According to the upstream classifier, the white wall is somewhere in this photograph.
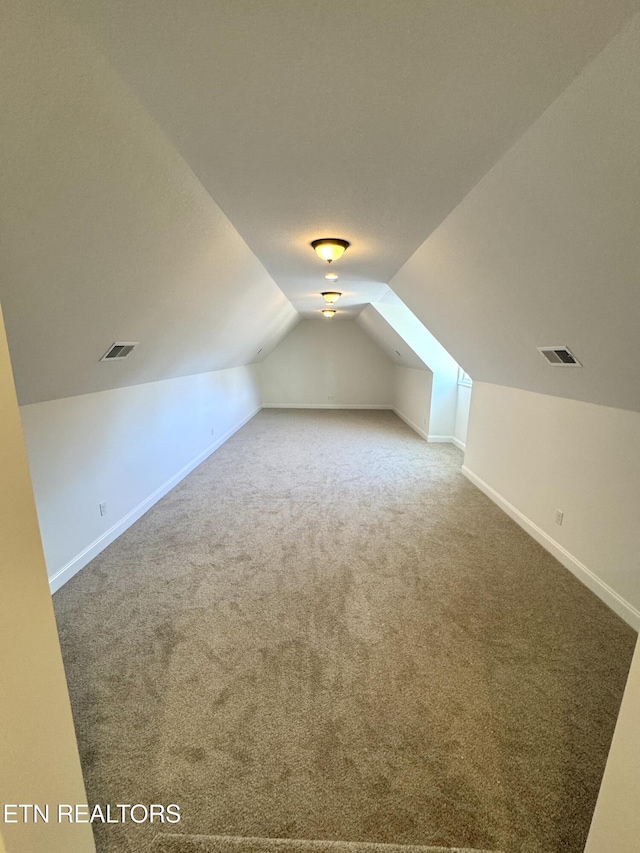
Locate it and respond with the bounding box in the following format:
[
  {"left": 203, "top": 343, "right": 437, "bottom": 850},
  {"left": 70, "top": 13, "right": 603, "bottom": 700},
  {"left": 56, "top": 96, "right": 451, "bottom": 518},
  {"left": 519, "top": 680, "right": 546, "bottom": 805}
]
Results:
[
  {"left": 1, "top": 0, "right": 298, "bottom": 407},
  {"left": 20, "top": 365, "right": 261, "bottom": 590},
  {"left": 356, "top": 303, "right": 430, "bottom": 371},
  {"left": 357, "top": 300, "right": 460, "bottom": 443},
  {"left": 454, "top": 382, "right": 472, "bottom": 449},
  {"left": 585, "top": 636, "right": 640, "bottom": 852},
  {"left": 463, "top": 382, "right": 640, "bottom": 628},
  {"left": 374, "top": 297, "right": 459, "bottom": 439},
  {"left": 260, "top": 319, "right": 395, "bottom": 409},
  {"left": 0, "top": 304, "right": 94, "bottom": 853},
  {"left": 385, "top": 12, "right": 640, "bottom": 413},
  {"left": 393, "top": 366, "right": 433, "bottom": 439}
]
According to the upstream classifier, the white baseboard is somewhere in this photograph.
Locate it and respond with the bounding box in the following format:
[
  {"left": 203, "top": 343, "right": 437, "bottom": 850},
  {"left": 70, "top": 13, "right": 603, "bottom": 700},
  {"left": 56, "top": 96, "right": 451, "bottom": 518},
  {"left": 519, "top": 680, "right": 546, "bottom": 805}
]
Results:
[
  {"left": 391, "top": 410, "right": 466, "bottom": 451},
  {"left": 261, "top": 403, "right": 392, "bottom": 410},
  {"left": 392, "top": 408, "right": 429, "bottom": 440},
  {"left": 49, "top": 405, "right": 261, "bottom": 594},
  {"left": 462, "top": 465, "right": 640, "bottom": 631},
  {"left": 428, "top": 434, "right": 466, "bottom": 452}
]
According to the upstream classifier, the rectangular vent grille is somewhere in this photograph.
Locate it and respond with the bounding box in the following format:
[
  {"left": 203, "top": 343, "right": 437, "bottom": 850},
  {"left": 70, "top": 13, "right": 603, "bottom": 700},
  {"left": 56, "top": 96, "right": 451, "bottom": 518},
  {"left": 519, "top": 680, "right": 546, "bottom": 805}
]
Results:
[
  {"left": 537, "top": 346, "right": 581, "bottom": 366},
  {"left": 100, "top": 342, "right": 138, "bottom": 361}
]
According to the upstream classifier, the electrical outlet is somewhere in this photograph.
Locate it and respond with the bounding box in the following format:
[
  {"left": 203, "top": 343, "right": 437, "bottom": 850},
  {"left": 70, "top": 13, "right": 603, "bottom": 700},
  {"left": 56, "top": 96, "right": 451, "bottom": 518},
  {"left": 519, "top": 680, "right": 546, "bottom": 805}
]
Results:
[
  {"left": 328, "top": 395, "right": 334, "bottom": 401},
  {"left": 555, "top": 509, "right": 564, "bottom": 526},
  {"left": 99, "top": 502, "right": 107, "bottom": 517}
]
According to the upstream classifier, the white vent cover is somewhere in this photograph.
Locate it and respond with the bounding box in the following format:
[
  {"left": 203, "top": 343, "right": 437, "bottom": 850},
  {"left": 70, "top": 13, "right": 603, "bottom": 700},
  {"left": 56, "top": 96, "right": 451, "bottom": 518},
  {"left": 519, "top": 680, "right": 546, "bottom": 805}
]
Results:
[
  {"left": 100, "top": 342, "right": 138, "bottom": 361},
  {"left": 537, "top": 346, "right": 581, "bottom": 366}
]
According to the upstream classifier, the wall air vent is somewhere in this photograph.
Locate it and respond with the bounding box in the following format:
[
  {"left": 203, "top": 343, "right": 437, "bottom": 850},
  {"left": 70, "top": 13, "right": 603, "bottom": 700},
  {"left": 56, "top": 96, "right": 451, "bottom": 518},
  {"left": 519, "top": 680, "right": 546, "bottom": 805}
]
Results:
[
  {"left": 100, "top": 342, "right": 138, "bottom": 362},
  {"left": 537, "top": 346, "right": 582, "bottom": 366}
]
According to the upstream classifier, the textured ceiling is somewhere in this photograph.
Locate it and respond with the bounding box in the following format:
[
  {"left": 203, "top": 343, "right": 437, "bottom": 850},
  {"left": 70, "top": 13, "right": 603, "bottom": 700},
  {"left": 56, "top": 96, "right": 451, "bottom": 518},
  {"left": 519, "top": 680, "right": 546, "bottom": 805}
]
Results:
[{"left": 59, "top": 0, "right": 640, "bottom": 318}]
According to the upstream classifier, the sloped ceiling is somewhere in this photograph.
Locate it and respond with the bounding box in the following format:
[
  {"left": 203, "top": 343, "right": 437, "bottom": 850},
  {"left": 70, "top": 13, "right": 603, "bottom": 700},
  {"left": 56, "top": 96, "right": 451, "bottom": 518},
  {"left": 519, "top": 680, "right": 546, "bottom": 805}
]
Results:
[
  {"left": 390, "top": 12, "right": 640, "bottom": 412},
  {"left": 56, "top": 0, "right": 640, "bottom": 318},
  {"left": 2, "top": 1, "right": 640, "bottom": 409},
  {"left": 0, "top": 1, "right": 298, "bottom": 405},
  {"left": 374, "top": 294, "right": 460, "bottom": 380},
  {"left": 357, "top": 306, "right": 430, "bottom": 371}
]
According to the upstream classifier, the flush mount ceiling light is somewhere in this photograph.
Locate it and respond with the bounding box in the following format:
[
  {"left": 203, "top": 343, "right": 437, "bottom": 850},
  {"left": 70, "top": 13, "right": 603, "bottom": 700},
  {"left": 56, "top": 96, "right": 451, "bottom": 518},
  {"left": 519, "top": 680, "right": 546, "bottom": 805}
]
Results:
[
  {"left": 321, "top": 309, "right": 336, "bottom": 318},
  {"left": 325, "top": 272, "right": 339, "bottom": 281},
  {"left": 311, "top": 238, "right": 350, "bottom": 263},
  {"left": 321, "top": 291, "right": 342, "bottom": 304}
]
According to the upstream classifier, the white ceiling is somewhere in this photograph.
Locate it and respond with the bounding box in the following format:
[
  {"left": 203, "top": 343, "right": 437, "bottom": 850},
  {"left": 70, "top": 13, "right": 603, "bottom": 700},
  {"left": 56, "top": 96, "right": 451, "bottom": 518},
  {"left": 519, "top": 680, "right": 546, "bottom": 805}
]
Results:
[
  {"left": 357, "top": 307, "right": 429, "bottom": 371},
  {"left": 0, "top": 1, "right": 298, "bottom": 405},
  {"left": 2, "top": 0, "right": 640, "bottom": 409},
  {"left": 390, "top": 11, "right": 640, "bottom": 412},
  {"left": 58, "top": 0, "right": 640, "bottom": 317}
]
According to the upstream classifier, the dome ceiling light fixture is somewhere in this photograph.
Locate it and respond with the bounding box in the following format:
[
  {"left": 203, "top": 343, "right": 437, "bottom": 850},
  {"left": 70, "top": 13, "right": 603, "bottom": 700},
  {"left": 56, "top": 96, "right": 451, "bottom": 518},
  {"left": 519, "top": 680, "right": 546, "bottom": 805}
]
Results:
[
  {"left": 325, "top": 272, "right": 339, "bottom": 281},
  {"left": 321, "top": 291, "right": 342, "bottom": 305},
  {"left": 311, "top": 238, "right": 350, "bottom": 263},
  {"left": 321, "top": 309, "right": 336, "bottom": 318}
]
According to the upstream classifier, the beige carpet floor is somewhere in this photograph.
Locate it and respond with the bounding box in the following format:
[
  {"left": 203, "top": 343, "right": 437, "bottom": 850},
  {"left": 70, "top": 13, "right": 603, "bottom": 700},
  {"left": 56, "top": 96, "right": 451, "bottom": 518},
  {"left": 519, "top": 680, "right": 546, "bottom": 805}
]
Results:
[
  {"left": 150, "top": 833, "right": 501, "bottom": 853},
  {"left": 53, "top": 409, "right": 636, "bottom": 853}
]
